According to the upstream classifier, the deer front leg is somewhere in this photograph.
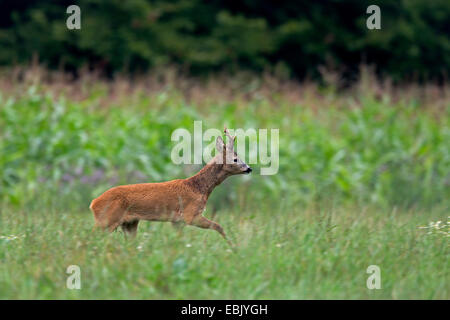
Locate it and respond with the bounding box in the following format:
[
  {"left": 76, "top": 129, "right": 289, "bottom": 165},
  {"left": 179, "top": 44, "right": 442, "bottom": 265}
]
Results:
[
  {"left": 171, "top": 221, "right": 185, "bottom": 237},
  {"left": 189, "top": 216, "right": 232, "bottom": 246}
]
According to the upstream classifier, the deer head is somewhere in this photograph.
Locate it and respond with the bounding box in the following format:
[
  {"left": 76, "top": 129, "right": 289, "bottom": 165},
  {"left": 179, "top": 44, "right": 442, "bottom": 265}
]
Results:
[{"left": 215, "top": 127, "right": 252, "bottom": 175}]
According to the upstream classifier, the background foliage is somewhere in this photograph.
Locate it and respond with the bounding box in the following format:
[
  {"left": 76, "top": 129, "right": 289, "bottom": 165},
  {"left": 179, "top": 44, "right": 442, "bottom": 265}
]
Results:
[
  {"left": 0, "top": 0, "right": 449, "bottom": 81},
  {"left": 0, "top": 71, "right": 448, "bottom": 211}
]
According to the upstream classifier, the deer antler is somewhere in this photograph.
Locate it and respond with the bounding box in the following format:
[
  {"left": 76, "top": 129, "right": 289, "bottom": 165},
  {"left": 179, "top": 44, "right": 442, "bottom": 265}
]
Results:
[{"left": 224, "top": 126, "right": 236, "bottom": 142}]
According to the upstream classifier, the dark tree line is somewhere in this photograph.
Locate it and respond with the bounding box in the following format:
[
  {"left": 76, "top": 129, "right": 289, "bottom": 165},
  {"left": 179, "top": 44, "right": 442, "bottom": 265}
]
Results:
[{"left": 0, "top": 0, "right": 448, "bottom": 81}]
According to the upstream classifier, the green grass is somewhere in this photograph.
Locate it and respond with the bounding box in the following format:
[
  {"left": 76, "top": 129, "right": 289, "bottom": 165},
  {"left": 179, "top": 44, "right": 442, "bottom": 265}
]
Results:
[
  {"left": 0, "top": 205, "right": 447, "bottom": 299},
  {"left": 0, "top": 76, "right": 448, "bottom": 299}
]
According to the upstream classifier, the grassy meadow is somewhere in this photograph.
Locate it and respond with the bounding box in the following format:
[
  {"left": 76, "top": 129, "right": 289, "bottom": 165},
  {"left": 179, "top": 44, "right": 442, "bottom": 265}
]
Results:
[{"left": 0, "top": 68, "right": 449, "bottom": 299}]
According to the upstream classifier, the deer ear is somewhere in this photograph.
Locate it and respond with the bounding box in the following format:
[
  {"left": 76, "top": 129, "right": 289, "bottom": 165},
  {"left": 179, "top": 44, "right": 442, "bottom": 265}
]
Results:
[{"left": 216, "top": 135, "right": 224, "bottom": 153}]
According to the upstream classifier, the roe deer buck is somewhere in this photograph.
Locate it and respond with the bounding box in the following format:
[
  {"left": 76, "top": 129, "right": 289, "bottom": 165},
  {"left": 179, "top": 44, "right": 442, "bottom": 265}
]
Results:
[{"left": 89, "top": 128, "right": 252, "bottom": 244}]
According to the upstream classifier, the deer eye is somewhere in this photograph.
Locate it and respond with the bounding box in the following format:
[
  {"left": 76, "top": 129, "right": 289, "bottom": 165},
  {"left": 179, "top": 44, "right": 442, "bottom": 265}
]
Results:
[{"left": 233, "top": 158, "right": 237, "bottom": 163}]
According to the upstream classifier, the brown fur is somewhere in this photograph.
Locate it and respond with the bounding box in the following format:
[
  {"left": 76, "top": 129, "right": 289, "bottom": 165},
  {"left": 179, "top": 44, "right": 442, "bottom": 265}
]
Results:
[{"left": 90, "top": 128, "right": 251, "bottom": 243}]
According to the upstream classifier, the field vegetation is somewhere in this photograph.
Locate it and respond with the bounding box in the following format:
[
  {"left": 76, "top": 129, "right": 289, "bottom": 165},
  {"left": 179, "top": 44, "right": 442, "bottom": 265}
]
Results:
[{"left": 0, "top": 66, "right": 448, "bottom": 299}]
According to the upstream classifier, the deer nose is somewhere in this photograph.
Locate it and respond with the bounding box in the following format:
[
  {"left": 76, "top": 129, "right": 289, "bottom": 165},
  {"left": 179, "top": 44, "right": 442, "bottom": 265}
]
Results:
[{"left": 245, "top": 167, "right": 252, "bottom": 173}]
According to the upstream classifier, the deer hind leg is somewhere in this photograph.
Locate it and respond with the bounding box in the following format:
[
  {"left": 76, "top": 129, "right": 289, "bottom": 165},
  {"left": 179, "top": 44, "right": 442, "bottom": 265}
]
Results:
[
  {"left": 121, "top": 220, "right": 139, "bottom": 238},
  {"left": 91, "top": 199, "right": 127, "bottom": 233}
]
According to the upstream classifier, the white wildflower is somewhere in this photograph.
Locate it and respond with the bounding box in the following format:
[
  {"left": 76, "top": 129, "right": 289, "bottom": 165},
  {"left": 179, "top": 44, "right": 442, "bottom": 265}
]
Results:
[
  {"left": 0, "top": 234, "right": 25, "bottom": 242},
  {"left": 418, "top": 217, "right": 449, "bottom": 237}
]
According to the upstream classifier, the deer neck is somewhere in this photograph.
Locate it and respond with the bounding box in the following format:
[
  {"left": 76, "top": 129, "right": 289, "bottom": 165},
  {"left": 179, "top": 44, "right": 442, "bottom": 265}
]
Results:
[{"left": 186, "top": 160, "right": 230, "bottom": 196}]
